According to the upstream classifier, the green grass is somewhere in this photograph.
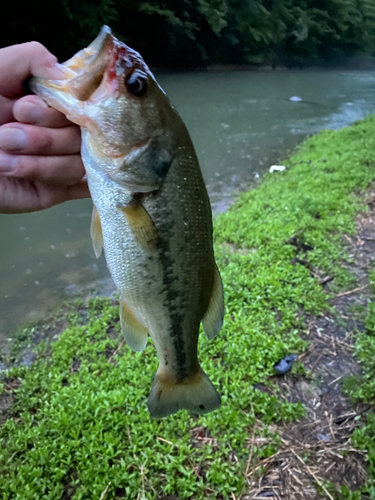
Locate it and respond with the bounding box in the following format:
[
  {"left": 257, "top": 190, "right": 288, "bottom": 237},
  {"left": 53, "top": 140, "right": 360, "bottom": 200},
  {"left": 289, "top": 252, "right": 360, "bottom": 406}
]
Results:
[
  {"left": 343, "top": 266, "right": 375, "bottom": 498},
  {"left": 2, "top": 115, "right": 375, "bottom": 499}
]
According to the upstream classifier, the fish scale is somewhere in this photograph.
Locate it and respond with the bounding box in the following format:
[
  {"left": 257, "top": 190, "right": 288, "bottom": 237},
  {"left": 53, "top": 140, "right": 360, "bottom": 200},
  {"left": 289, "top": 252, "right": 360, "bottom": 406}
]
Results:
[{"left": 31, "top": 26, "right": 224, "bottom": 418}]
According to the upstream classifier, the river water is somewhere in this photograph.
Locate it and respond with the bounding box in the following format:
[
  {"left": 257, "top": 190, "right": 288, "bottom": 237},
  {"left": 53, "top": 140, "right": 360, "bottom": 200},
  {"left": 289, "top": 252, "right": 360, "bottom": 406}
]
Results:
[{"left": 1, "top": 70, "right": 375, "bottom": 341}]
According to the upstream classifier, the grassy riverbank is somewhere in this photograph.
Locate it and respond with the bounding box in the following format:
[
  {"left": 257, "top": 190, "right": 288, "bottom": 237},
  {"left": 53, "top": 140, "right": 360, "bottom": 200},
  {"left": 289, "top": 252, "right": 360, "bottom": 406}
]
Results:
[{"left": 2, "top": 116, "right": 375, "bottom": 499}]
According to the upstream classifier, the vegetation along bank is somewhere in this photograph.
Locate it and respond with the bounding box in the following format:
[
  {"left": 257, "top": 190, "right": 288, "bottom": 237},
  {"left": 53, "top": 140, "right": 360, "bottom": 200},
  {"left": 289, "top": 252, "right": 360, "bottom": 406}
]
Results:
[
  {"left": 2, "top": 0, "right": 375, "bottom": 67},
  {"left": 2, "top": 116, "right": 375, "bottom": 498}
]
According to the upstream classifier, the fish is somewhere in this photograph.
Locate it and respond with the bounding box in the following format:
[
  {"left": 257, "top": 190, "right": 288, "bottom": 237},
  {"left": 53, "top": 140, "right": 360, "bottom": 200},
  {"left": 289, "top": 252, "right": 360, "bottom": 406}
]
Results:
[{"left": 31, "top": 26, "right": 224, "bottom": 418}]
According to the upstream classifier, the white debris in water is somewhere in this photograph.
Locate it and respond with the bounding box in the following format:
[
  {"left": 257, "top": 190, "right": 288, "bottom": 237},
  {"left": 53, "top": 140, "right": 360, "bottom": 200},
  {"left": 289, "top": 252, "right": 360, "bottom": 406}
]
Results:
[
  {"left": 254, "top": 172, "right": 260, "bottom": 179},
  {"left": 25, "top": 269, "right": 32, "bottom": 275},
  {"left": 34, "top": 281, "right": 40, "bottom": 286},
  {"left": 220, "top": 123, "right": 229, "bottom": 128},
  {"left": 289, "top": 96, "right": 302, "bottom": 102},
  {"left": 269, "top": 165, "right": 286, "bottom": 173},
  {"left": 50, "top": 245, "right": 56, "bottom": 249}
]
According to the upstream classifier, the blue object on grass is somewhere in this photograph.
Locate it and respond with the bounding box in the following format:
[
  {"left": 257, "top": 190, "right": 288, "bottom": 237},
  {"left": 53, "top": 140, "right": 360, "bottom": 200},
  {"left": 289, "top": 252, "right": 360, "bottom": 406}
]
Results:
[{"left": 273, "top": 354, "right": 298, "bottom": 374}]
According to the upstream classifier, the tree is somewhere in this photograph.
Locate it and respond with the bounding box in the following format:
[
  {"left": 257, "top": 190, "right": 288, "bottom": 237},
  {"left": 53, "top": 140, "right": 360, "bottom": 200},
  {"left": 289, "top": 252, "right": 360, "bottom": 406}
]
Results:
[{"left": 1, "top": 0, "right": 374, "bottom": 66}]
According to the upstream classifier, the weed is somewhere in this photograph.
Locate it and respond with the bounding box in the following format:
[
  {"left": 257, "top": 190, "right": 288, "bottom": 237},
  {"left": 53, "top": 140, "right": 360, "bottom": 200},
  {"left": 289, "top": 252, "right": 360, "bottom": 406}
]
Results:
[{"left": 2, "top": 116, "right": 375, "bottom": 498}]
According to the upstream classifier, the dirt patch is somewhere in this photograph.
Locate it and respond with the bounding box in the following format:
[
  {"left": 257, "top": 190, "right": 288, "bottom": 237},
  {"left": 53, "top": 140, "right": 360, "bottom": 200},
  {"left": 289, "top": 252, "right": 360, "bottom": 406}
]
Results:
[
  {"left": 242, "top": 194, "right": 375, "bottom": 499},
  {"left": 0, "top": 378, "right": 21, "bottom": 425}
]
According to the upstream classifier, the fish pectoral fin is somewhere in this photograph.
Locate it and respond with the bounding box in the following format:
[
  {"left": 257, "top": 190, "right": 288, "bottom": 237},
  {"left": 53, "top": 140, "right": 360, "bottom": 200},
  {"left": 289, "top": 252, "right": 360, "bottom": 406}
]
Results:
[
  {"left": 120, "top": 299, "right": 148, "bottom": 352},
  {"left": 147, "top": 367, "right": 221, "bottom": 419},
  {"left": 201, "top": 264, "right": 224, "bottom": 340},
  {"left": 90, "top": 205, "right": 103, "bottom": 258},
  {"left": 118, "top": 198, "right": 158, "bottom": 251}
]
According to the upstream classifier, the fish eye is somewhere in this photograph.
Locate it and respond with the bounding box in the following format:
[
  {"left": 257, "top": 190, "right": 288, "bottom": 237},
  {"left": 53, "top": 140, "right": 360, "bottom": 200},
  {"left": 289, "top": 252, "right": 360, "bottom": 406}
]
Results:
[{"left": 126, "top": 71, "right": 148, "bottom": 97}]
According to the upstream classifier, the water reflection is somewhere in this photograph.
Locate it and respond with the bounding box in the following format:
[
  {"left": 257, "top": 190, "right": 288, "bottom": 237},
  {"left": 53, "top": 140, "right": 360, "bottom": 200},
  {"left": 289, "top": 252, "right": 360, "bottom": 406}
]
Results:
[{"left": 2, "top": 70, "right": 375, "bottom": 340}]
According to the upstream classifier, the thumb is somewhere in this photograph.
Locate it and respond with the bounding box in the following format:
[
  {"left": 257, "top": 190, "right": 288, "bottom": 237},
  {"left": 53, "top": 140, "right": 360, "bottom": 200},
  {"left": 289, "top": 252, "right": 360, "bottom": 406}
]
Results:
[{"left": 0, "top": 41, "right": 65, "bottom": 99}]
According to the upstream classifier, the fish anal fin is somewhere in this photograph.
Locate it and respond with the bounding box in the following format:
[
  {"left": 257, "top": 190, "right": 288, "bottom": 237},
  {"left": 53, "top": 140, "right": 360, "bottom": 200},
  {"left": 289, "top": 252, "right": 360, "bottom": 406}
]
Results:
[
  {"left": 201, "top": 264, "right": 224, "bottom": 340},
  {"left": 148, "top": 367, "right": 221, "bottom": 418},
  {"left": 120, "top": 299, "right": 148, "bottom": 352},
  {"left": 90, "top": 205, "right": 103, "bottom": 258},
  {"left": 118, "top": 198, "right": 158, "bottom": 251}
]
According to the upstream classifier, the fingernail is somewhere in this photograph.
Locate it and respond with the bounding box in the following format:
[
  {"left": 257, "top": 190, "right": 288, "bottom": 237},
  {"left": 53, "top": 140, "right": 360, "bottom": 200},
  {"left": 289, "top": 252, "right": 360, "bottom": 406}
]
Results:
[
  {"left": 41, "top": 63, "right": 66, "bottom": 80},
  {"left": 55, "top": 63, "right": 66, "bottom": 78},
  {"left": 19, "top": 102, "right": 43, "bottom": 123},
  {"left": 0, "top": 153, "right": 16, "bottom": 172},
  {"left": 0, "top": 128, "right": 28, "bottom": 152}
]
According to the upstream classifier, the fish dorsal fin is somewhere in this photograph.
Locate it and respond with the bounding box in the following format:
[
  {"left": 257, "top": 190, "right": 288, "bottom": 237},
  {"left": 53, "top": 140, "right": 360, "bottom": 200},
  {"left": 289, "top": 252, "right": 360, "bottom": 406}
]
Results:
[
  {"left": 118, "top": 198, "right": 158, "bottom": 251},
  {"left": 201, "top": 264, "right": 224, "bottom": 340},
  {"left": 90, "top": 205, "right": 103, "bottom": 258},
  {"left": 120, "top": 299, "right": 148, "bottom": 352}
]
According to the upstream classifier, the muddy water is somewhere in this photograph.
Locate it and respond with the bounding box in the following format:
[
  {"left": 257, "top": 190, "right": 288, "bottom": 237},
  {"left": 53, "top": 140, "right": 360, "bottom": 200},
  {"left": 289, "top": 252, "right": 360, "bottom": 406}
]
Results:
[{"left": 1, "top": 70, "right": 375, "bottom": 341}]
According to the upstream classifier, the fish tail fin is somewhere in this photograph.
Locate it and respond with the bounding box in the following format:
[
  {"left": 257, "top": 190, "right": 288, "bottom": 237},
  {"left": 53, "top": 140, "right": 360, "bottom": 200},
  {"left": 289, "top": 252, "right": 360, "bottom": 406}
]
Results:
[{"left": 147, "top": 367, "right": 221, "bottom": 418}]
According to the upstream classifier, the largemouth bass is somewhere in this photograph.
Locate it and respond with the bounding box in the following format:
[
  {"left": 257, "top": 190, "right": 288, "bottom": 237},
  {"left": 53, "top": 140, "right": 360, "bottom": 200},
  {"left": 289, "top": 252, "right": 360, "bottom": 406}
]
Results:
[{"left": 31, "top": 26, "right": 224, "bottom": 418}]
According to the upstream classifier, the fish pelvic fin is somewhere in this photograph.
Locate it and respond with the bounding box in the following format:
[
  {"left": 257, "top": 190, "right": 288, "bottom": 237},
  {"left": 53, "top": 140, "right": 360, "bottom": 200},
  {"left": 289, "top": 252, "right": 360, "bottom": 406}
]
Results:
[
  {"left": 90, "top": 205, "right": 103, "bottom": 258},
  {"left": 147, "top": 367, "right": 221, "bottom": 419},
  {"left": 120, "top": 299, "right": 148, "bottom": 352},
  {"left": 201, "top": 264, "right": 224, "bottom": 340},
  {"left": 118, "top": 198, "right": 158, "bottom": 252}
]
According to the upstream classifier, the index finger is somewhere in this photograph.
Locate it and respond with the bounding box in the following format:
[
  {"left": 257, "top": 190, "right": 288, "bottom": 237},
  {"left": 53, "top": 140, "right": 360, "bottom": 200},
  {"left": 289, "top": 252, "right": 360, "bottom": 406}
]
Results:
[
  {"left": 0, "top": 42, "right": 64, "bottom": 99},
  {"left": 13, "top": 95, "right": 72, "bottom": 128}
]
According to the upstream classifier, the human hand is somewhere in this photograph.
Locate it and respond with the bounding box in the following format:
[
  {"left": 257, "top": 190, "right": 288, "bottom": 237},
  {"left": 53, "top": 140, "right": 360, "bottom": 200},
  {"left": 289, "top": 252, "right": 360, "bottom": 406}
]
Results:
[{"left": 0, "top": 42, "right": 90, "bottom": 214}]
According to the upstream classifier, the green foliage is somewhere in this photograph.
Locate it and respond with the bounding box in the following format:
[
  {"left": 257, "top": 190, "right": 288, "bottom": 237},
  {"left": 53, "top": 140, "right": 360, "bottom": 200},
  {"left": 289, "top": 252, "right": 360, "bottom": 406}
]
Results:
[
  {"left": 0, "top": 297, "right": 301, "bottom": 499},
  {"left": 344, "top": 267, "right": 375, "bottom": 403},
  {"left": 341, "top": 222, "right": 375, "bottom": 496},
  {"left": 215, "top": 117, "right": 375, "bottom": 291},
  {"left": 319, "top": 482, "right": 363, "bottom": 500},
  {"left": 2, "top": 116, "right": 375, "bottom": 497},
  {"left": 1, "top": 0, "right": 375, "bottom": 66}
]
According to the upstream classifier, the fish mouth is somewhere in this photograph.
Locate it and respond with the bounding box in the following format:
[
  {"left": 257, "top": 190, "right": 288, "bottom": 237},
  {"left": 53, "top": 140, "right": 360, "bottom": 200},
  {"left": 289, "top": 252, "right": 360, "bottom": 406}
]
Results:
[
  {"left": 42, "top": 25, "right": 116, "bottom": 102},
  {"left": 31, "top": 25, "right": 138, "bottom": 108},
  {"left": 30, "top": 26, "right": 152, "bottom": 169},
  {"left": 30, "top": 25, "right": 138, "bottom": 153},
  {"left": 62, "top": 26, "right": 114, "bottom": 101}
]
